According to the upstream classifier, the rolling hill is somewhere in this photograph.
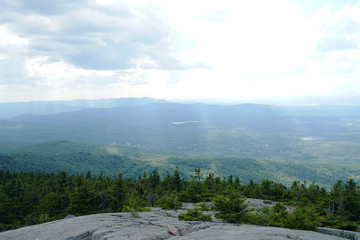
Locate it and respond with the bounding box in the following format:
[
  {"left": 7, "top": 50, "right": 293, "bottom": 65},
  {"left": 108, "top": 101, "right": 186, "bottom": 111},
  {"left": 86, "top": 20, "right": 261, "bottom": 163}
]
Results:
[
  {"left": 1, "top": 140, "right": 358, "bottom": 187},
  {"left": 1, "top": 98, "right": 360, "bottom": 186},
  {"left": 1, "top": 100, "right": 360, "bottom": 163}
]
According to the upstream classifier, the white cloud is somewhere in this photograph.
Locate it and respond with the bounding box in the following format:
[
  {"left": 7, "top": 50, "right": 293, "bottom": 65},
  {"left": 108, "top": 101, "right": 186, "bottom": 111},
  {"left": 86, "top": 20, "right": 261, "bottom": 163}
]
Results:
[
  {"left": 1, "top": 0, "right": 202, "bottom": 71},
  {"left": 315, "top": 4, "right": 360, "bottom": 52},
  {"left": 0, "top": 0, "right": 359, "bottom": 102}
]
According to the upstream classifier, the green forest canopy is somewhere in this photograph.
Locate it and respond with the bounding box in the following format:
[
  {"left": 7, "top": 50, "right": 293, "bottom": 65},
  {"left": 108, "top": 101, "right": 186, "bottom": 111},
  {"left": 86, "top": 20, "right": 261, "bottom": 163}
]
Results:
[{"left": 1, "top": 168, "right": 360, "bottom": 232}]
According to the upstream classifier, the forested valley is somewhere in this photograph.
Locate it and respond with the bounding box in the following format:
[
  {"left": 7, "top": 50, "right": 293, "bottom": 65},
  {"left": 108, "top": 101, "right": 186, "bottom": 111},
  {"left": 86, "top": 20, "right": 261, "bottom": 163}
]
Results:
[
  {"left": 2, "top": 99, "right": 360, "bottom": 234},
  {"left": 1, "top": 168, "right": 360, "bottom": 233},
  {"left": 0, "top": 140, "right": 358, "bottom": 188}
]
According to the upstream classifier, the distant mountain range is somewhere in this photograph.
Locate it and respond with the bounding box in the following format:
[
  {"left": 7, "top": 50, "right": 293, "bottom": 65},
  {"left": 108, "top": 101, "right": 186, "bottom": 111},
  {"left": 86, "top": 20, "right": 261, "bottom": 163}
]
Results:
[
  {"left": 1, "top": 98, "right": 360, "bottom": 162},
  {"left": 2, "top": 94, "right": 360, "bottom": 118},
  {"left": 0, "top": 97, "right": 166, "bottom": 118},
  {"left": 1, "top": 97, "right": 360, "bottom": 185}
]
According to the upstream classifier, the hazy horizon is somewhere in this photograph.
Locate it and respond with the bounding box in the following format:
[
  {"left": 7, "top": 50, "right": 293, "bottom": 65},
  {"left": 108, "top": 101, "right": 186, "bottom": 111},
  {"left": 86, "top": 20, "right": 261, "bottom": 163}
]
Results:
[{"left": 1, "top": 93, "right": 360, "bottom": 107}]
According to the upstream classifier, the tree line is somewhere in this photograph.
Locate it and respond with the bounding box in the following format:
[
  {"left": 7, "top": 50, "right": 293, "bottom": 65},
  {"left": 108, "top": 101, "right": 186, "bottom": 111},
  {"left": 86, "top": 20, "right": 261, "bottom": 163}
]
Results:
[{"left": 0, "top": 168, "right": 359, "bottom": 232}]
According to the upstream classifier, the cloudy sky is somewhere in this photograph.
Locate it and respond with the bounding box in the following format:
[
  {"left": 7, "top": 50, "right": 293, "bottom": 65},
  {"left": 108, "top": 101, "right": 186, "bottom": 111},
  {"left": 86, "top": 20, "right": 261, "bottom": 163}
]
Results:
[{"left": 0, "top": 0, "right": 359, "bottom": 103}]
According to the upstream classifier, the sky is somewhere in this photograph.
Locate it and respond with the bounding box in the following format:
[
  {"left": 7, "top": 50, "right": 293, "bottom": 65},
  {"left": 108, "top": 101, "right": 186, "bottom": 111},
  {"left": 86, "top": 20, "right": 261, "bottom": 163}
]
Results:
[{"left": 0, "top": 0, "right": 359, "bottom": 103}]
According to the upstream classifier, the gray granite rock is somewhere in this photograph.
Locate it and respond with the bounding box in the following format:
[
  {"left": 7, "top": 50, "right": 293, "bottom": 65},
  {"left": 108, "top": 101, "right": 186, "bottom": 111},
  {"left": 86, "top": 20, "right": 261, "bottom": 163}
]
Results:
[
  {"left": 317, "top": 227, "right": 360, "bottom": 240},
  {"left": 0, "top": 207, "right": 346, "bottom": 240},
  {"left": 183, "top": 198, "right": 295, "bottom": 213},
  {"left": 246, "top": 198, "right": 296, "bottom": 213},
  {"left": 173, "top": 225, "right": 345, "bottom": 240}
]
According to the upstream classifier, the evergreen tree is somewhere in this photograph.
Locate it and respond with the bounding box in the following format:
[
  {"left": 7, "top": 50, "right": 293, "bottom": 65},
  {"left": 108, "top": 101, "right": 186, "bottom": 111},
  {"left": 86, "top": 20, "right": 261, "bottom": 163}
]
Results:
[
  {"left": 35, "top": 191, "right": 68, "bottom": 218},
  {"left": 329, "top": 180, "right": 345, "bottom": 219},
  {"left": 344, "top": 179, "right": 360, "bottom": 221},
  {"left": 68, "top": 185, "right": 99, "bottom": 215},
  {"left": 172, "top": 167, "right": 182, "bottom": 192},
  {"left": 149, "top": 170, "right": 160, "bottom": 189},
  {"left": 214, "top": 190, "right": 250, "bottom": 223},
  {"left": 0, "top": 187, "right": 11, "bottom": 226},
  {"left": 109, "top": 173, "right": 126, "bottom": 211},
  {"left": 184, "top": 168, "right": 205, "bottom": 202},
  {"left": 288, "top": 205, "right": 320, "bottom": 231}
]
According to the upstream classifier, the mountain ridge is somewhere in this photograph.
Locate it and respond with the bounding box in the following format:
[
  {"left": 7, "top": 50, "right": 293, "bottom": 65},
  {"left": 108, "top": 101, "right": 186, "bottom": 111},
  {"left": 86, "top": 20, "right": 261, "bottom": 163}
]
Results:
[
  {"left": 0, "top": 97, "right": 167, "bottom": 118},
  {"left": 1, "top": 101, "right": 360, "bottom": 162},
  {"left": 1, "top": 140, "right": 357, "bottom": 187},
  {"left": 1, "top": 98, "right": 360, "bottom": 186}
]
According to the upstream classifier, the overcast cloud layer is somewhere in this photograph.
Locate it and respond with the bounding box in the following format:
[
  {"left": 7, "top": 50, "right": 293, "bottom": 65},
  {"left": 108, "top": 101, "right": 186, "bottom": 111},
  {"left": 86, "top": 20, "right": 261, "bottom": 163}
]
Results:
[{"left": 0, "top": 0, "right": 359, "bottom": 102}]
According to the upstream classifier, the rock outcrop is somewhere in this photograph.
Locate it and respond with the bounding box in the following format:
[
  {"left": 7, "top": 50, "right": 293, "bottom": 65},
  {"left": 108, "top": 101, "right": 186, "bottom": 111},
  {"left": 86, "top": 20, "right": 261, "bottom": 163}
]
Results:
[
  {"left": 317, "top": 227, "right": 360, "bottom": 240},
  {"left": 0, "top": 206, "right": 346, "bottom": 240}
]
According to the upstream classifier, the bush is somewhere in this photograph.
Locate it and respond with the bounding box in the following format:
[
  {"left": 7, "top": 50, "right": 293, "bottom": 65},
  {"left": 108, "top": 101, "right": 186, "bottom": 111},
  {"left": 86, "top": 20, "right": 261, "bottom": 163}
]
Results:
[
  {"left": 159, "top": 193, "right": 183, "bottom": 210},
  {"left": 214, "top": 191, "right": 250, "bottom": 223},
  {"left": 199, "top": 202, "right": 211, "bottom": 211},
  {"left": 123, "top": 206, "right": 139, "bottom": 218},
  {"left": 178, "top": 208, "right": 212, "bottom": 221},
  {"left": 249, "top": 203, "right": 321, "bottom": 231},
  {"left": 287, "top": 206, "right": 320, "bottom": 231}
]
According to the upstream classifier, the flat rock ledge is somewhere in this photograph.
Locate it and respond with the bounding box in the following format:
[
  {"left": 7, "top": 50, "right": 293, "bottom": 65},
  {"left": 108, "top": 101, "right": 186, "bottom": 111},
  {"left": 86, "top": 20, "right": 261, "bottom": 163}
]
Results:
[
  {"left": 318, "top": 227, "right": 360, "bottom": 240},
  {"left": 0, "top": 207, "right": 346, "bottom": 240}
]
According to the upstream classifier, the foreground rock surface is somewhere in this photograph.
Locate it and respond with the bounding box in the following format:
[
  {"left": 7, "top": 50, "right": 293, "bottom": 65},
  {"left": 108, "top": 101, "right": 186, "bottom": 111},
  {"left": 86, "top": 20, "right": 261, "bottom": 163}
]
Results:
[{"left": 0, "top": 207, "right": 345, "bottom": 240}]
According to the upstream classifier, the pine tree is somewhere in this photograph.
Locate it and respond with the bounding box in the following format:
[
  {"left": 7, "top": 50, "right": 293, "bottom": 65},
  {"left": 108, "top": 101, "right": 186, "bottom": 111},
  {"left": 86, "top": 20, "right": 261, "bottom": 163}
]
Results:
[
  {"left": 172, "top": 167, "right": 181, "bottom": 192},
  {"left": 214, "top": 190, "right": 250, "bottom": 223},
  {"left": 344, "top": 179, "right": 360, "bottom": 221},
  {"left": 109, "top": 173, "right": 126, "bottom": 211},
  {"left": 68, "top": 184, "right": 99, "bottom": 215}
]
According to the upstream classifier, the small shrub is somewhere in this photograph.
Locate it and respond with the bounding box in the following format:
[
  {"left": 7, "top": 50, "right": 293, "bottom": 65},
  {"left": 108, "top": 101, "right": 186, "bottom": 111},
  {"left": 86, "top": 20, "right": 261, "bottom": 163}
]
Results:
[
  {"left": 199, "top": 202, "right": 211, "bottom": 211},
  {"left": 178, "top": 208, "right": 212, "bottom": 221},
  {"left": 160, "top": 193, "right": 182, "bottom": 210},
  {"left": 141, "top": 207, "right": 151, "bottom": 212},
  {"left": 123, "top": 206, "right": 140, "bottom": 218},
  {"left": 335, "top": 222, "right": 358, "bottom": 231},
  {"left": 131, "top": 210, "right": 139, "bottom": 218},
  {"left": 38, "top": 213, "right": 50, "bottom": 223}
]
